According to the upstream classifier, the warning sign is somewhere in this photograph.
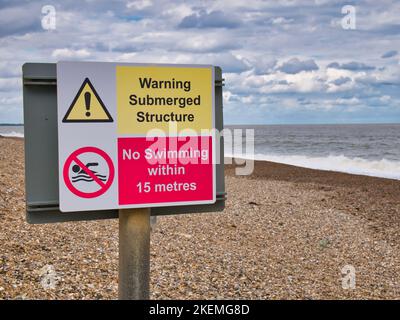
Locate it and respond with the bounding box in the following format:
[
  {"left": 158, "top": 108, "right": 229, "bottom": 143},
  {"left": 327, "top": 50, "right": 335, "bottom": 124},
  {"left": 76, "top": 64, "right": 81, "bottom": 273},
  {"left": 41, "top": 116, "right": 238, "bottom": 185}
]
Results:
[
  {"left": 62, "top": 78, "right": 113, "bottom": 123},
  {"left": 57, "top": 61, "right": 216, "bottom": 212}
]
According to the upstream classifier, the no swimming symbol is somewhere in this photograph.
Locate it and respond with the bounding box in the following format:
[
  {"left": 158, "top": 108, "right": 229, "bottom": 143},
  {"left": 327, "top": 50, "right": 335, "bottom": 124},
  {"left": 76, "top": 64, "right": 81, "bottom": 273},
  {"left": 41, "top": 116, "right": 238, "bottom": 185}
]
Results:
[{"left": 63, "top": 147, "right": 115, "bottom": 198}]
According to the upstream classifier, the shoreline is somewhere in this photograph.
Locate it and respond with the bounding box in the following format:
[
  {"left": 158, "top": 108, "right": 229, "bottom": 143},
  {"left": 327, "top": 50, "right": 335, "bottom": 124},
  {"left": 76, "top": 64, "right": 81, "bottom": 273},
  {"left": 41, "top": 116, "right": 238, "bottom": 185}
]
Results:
[
  {"left": 0, "top": 135, "right": 24, "bottom": 140},
  {"left": 226, "top": 157, "right": 400, "bottom": 182}
]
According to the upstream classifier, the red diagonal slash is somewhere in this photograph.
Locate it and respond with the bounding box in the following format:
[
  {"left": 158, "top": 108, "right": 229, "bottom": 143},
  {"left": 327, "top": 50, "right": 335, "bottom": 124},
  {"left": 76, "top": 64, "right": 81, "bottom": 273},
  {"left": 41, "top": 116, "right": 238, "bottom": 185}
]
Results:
[{"left": 72, "top": 156, "right": 106, "bottom": 188}]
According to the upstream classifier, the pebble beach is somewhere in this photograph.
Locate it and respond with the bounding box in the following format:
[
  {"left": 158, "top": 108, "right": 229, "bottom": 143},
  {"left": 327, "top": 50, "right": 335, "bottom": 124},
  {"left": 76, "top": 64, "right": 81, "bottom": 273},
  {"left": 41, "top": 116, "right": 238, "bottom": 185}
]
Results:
[{"left": 1, "top": 136, "right": 400, "bottom": 299}]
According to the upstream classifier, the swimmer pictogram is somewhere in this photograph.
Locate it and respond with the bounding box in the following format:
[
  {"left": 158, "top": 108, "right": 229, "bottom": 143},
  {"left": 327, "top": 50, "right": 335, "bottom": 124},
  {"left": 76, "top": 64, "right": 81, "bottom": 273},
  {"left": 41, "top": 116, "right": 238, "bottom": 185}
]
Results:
[{"left": 71, "top": 162, "right": 107, "bottom": 183}]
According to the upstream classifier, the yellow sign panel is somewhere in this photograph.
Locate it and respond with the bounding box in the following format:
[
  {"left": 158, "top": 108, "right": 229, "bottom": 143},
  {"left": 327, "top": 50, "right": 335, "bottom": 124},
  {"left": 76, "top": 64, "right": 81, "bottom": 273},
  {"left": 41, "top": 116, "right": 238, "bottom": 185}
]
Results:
[
  {"left": 63, "top": 78, "right": 113, "bottom": 123},
  {"left": 116, "top": 66, "right": 213, "bottom": 134}
]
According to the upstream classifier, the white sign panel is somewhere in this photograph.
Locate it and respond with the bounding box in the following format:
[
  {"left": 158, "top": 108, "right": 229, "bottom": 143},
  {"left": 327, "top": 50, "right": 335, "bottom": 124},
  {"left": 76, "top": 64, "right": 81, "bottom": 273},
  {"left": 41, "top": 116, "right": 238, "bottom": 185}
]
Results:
[{"left": 57, "top": 61, "right": 216, "bottom": 212}]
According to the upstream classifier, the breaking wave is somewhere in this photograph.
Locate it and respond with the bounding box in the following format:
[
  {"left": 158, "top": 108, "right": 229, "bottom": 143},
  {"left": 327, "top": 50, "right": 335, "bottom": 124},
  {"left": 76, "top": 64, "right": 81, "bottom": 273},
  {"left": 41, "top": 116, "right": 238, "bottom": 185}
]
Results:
[
  {"left": 0, "top": 131, "right": 24, "bottom": 138},
  {"left": 226, "top": 153, "right": 400, "bottom": 180}
]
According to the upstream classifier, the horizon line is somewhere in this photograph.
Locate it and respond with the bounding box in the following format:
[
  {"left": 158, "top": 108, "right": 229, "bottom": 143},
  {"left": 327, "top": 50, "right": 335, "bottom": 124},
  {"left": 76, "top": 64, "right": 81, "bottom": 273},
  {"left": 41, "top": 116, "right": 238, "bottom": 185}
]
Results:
[
  {"left": 225, "top": 122, "right": 400, "bottom": 126},
  {"left": 1, "top": 122, "right": 400, "bottom": 126}
]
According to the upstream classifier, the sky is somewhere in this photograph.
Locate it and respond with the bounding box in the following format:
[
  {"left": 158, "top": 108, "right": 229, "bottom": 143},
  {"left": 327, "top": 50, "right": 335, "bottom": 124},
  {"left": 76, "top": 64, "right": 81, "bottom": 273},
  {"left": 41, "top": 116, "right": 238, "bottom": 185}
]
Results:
[{"left": 0, "top": 0, "right": 400, "bottom": 124}]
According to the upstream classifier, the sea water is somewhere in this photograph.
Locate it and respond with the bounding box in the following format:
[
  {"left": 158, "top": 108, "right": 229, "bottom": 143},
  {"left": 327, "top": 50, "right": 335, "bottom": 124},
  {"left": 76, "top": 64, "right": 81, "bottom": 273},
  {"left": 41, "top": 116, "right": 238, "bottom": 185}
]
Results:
[
  {"left": 0, "top": 125, "right": 24, "bottom": 138},
  {"left": 225, "top": 124, "right": 400, "bottom": 180}
]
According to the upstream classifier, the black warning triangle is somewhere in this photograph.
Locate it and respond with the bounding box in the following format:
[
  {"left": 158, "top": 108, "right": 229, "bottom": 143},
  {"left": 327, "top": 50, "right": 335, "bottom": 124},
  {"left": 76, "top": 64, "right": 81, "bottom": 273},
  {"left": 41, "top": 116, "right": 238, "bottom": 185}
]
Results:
[{"left": 62, "top": 78, "right": 113, "bottom": 123}]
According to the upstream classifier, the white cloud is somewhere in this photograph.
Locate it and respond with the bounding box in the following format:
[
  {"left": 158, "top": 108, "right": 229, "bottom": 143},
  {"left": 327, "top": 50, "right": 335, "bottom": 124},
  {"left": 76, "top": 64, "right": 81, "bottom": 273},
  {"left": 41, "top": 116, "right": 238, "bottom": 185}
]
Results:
[
  {"left": 335, "top": 97, "right": 361, "bottom": 106},
  {"left": 161, "top": 4, "right": 193, "bottom": 20},
  {"left": 0, "top": 96, "right": 22, "bottom": 105},
  {"left": 126, "top": 0, "right": 153, "bottom": 10},
  {"left": 0, "top": 78, "right": 21, "bottom": 92},
  {"left": 52, "top": 48, "right": 91, "bottom": 60},
  {"left": 176, "top": 34, "right": 239, "bottom": 52},
  {"left": 271, "top": 16, "right": 294, "bottom": 27}
]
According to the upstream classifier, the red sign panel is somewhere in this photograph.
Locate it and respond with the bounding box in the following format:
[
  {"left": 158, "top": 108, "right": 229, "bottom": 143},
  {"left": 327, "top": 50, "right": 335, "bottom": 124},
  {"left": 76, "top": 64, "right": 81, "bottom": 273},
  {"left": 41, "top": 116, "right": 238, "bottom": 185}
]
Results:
[{"left": 118, "top": 136, "right": 214, "bottom": 206}]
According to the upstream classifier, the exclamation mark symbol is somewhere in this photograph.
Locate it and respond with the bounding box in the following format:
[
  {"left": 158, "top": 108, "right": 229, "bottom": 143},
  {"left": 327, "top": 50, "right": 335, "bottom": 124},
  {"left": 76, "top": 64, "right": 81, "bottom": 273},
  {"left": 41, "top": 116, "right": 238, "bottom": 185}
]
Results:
[{"left": 84, "top": 92, "right": 91, "bottom": 117}]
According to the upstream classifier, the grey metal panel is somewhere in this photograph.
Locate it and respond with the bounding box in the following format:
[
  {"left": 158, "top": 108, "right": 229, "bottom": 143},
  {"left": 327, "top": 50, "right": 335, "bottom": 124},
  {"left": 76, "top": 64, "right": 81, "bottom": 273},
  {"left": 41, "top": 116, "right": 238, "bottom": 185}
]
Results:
[
  {"left": 214, "top": 67, "right": 225, "bottom": 197},
  {"left": 23, "top": 63, "right": 58, "bottom": 207},
  {"left": 23, "top": 63, "right": 225, "bottom": 224},
  {"left": 23, "top": 63, "right": 56, "bottom": 80},
  {"left": 26, "top": 209, "right": 118, "bottom": 224}
]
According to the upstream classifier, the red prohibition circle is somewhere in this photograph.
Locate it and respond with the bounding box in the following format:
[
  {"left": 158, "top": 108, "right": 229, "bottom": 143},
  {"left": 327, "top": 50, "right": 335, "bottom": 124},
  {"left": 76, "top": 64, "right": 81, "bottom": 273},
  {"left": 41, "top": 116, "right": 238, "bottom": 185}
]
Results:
[{"left": 63, "top": 146, "right": 115, "bottom": 199}]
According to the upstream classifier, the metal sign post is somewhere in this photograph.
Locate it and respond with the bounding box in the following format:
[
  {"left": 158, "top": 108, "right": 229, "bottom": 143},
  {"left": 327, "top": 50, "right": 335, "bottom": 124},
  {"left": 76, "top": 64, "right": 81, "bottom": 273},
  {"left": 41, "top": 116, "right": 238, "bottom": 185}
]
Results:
[{"left": 119, "top": 208, "right": 150, "bottom": 300}]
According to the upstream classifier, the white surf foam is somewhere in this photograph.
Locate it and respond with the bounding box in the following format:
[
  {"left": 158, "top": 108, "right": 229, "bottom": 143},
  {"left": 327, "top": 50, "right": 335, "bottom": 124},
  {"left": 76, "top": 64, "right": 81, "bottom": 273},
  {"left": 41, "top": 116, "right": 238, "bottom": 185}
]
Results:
[
  {"left": 0, "top": 131, "right": 24, "bottom": 138},
  {"left": 225, "top": 153, "right": 400, "bottom": 180}
]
